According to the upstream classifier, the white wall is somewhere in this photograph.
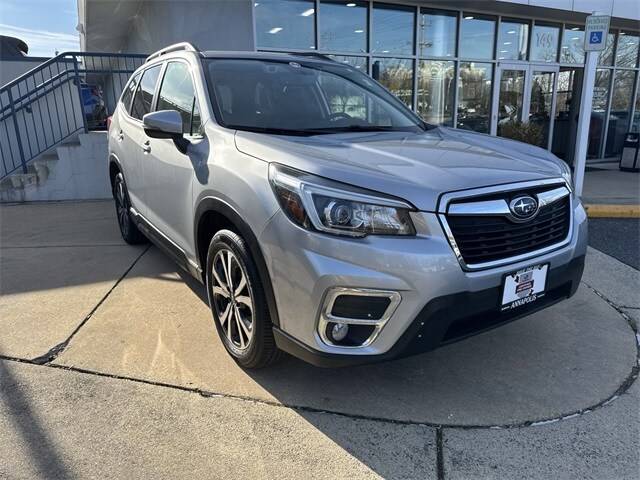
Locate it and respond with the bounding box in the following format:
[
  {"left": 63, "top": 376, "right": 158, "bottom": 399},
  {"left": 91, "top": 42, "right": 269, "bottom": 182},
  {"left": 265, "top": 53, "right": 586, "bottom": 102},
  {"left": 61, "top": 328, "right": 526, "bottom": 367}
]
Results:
[{"left": 124, "top": 0, "right": 255, "bottom": 53}]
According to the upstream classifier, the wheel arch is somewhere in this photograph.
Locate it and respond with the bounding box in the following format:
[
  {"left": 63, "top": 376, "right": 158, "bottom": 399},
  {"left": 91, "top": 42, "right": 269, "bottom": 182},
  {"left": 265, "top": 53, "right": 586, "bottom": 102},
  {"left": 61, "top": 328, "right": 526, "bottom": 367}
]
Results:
[
  {"left": 108, "top": 154, "right": 123, "bottom": 197},
  {"left": 194, "top": 197, "right": 280, "bottom": 327}
]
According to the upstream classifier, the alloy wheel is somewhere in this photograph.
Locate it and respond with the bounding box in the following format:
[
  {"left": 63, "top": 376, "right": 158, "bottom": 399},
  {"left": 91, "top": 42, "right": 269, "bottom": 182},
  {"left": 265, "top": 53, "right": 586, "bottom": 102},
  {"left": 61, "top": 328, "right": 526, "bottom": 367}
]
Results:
[
  {"left": 211, "top": 248, "right": 254, "bottom": 350},
  {"left": 115, "top": 178, "right": 129, "bottom": 237}
]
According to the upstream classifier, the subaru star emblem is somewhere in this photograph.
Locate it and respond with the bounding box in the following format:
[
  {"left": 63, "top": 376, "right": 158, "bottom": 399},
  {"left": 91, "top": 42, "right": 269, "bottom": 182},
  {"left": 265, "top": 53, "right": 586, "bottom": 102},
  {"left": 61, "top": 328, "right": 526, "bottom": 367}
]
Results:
[{"left": 509, "top": 195, "right": 539, "bottom": 220}]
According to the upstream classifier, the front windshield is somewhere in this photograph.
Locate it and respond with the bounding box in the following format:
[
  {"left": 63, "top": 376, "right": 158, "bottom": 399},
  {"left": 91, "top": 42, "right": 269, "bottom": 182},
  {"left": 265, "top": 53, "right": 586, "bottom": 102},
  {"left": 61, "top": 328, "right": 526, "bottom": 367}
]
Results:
[{"left": 205, "top": 58, "right": 426, "bottom": 135}]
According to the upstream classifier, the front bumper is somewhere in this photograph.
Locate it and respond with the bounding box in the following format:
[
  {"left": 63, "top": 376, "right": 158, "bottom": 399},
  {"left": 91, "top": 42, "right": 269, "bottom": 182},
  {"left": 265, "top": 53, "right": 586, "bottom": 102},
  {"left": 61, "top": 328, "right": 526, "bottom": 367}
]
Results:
[
  {"left": 259, "top": 200, "right": 588, "bottom": 365},
  {"left": 272, "top": 255, "right": 584, "bottom": 367}
]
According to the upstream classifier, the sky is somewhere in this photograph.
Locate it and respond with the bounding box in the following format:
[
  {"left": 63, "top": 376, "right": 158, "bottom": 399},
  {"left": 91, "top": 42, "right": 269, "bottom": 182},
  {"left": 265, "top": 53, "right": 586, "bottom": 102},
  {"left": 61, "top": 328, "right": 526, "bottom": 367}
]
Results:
[{"left": 0, "top": 0, "right": 79, "bottom": 57}]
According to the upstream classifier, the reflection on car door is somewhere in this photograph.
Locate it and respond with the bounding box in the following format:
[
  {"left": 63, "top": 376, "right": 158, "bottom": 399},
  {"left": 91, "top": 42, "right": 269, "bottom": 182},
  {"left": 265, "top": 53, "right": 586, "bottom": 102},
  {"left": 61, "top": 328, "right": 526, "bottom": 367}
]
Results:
[{"left": 142, "top": 61, "right": 204, "bottom": 253}]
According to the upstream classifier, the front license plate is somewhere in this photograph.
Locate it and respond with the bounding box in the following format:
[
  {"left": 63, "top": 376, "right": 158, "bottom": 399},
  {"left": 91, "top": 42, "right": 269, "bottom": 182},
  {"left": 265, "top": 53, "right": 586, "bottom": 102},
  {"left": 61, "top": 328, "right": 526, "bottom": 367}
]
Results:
[{"left": 501, "top": 264, "right": 548, "bottom": 311}]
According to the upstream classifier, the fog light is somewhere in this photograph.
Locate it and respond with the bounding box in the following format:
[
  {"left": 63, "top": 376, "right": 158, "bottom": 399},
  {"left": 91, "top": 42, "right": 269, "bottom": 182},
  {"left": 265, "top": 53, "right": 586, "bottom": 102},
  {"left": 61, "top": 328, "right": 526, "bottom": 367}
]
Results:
[{"left": 331, "top": 323, "right": 349, "bottom": 342}]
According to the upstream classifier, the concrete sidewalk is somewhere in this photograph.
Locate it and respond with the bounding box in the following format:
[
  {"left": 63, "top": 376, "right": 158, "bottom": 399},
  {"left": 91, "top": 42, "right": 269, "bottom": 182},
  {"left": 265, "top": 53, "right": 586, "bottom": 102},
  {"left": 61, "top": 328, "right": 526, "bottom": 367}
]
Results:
[{"left": 1, "top": 201, "right": 639, "bottom": 479}]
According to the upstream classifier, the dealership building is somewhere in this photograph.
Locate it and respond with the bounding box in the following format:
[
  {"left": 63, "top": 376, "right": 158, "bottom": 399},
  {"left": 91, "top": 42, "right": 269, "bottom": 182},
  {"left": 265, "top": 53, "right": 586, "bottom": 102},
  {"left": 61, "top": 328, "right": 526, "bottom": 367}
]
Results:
[{"left": 78, "top": 0, "right": 640, "bottom": 166}]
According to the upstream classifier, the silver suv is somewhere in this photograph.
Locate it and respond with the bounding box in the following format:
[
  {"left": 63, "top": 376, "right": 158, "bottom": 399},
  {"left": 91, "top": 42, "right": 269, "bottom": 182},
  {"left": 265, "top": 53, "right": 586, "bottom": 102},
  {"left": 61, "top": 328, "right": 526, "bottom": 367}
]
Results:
[{"left": 108, "top": 43, "right": 587, "bottom": 368}]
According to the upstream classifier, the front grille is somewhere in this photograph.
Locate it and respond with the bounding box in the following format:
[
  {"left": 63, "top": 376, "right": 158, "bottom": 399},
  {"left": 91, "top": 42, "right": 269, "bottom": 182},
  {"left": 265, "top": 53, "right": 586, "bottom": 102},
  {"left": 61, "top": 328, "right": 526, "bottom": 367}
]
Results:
[{"left": 445, "top": 189, "right": 571, "bottom": 265}]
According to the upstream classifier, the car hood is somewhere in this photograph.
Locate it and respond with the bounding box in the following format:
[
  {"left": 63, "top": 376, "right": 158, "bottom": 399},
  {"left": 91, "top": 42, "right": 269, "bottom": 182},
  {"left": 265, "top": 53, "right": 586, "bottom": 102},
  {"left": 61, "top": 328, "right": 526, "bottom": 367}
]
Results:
[{"left": 234, "top": 127, "right": 566, "bottom": 212}]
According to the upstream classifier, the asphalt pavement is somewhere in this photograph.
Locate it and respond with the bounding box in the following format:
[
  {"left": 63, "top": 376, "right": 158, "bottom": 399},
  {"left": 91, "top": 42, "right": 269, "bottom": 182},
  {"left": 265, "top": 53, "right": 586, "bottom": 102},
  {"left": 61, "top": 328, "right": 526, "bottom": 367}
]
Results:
[{"left": 588, "top": 218, "right": 640, "bottom": 270}]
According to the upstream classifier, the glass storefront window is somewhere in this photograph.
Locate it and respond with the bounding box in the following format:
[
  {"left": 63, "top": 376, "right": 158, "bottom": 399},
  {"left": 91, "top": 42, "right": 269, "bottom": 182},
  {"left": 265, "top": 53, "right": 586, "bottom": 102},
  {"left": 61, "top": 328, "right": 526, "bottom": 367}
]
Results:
[
  {"left": 372, "top": 58, "right": 414, "bottom": 108},
  {"left": 598, "top": 33, "right": 616, "bottom": 66},
  {"left": 552, "top": 67, "right": 583, "bottom": 164},
  {"left": 418, "top": 9, "right": 457, "bottom": 58},
  {"left": 633, "top": 80, "right": 640, "bottom": 133},
  {"left": 417, "top": 60, "right": 455, "bottom": 126},
  {"left": 560, "top": 26, "right": 585, "bottom": 64},
  {"left": 255, "top": 0, "right": 316, "bottom": 50},
  {"left": 371, "top": 4, "right": 415, "bottom": 55},
  {"left": 457, "top": 62, "right": 493, "bottom": 133},
  {"left": 605, "top": 70, "right": 636, "bottom": 156},
  {"left": 531, "top": 23, "right": 560, "bottom": 62},
  {"left": 328, "top": 55, "right": 368, "bottom": 72},
  {"left": 498, "top": 19, "right": 529, "bottom": 61},
  {"left": 460, "top": 14, "right": 496, "bottom": 60},
  {"left": 319, "top": 1, "right": 367, "bottom": 53},
  {"left": 616, "top": 33, "right": 640, "bottom": 68},
  {"left": 587, "top": 69, "right": 611, "bottom": 158}
]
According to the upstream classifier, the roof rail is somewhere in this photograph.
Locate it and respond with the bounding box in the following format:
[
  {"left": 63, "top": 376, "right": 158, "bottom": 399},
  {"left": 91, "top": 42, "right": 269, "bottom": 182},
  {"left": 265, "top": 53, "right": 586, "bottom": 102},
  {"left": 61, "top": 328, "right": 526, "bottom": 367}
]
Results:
[
  {"left": 289, "top": 52, "right": 335, "bottom": 62},
  {"left": 146, "top": 42, "right": 200, "bottom": 63}
]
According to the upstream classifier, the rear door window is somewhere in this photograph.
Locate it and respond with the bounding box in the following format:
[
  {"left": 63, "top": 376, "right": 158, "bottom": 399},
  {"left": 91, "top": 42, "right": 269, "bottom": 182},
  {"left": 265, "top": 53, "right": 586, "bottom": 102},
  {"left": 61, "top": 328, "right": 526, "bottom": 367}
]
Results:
[
  {"left": 130, "top": 64, "right": 162, "bottom": 120},
  {"left": 157, "top": 62, "right": 202, "bottom": 135},
  {"left": 120, "top": 72, "right": 141, "bottom": 113}
]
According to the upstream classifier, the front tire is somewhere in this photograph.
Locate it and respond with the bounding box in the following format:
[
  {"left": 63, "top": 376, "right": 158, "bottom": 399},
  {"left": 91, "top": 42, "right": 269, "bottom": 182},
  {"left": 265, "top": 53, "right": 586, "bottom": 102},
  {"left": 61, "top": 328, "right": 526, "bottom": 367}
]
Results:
[
  {"left": 206, "top": 230, "right": 281, "bottom": 368},
  {"left": 113, "top": 172, "right": 147, "bottom": 245}
]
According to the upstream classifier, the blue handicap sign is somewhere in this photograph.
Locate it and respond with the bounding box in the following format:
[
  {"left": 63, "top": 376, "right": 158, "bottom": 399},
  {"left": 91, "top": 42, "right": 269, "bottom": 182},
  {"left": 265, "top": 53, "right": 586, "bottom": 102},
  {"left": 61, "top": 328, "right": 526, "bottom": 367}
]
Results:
[{"left": 590, "top": 31, "right": 603, "bottom": 44}]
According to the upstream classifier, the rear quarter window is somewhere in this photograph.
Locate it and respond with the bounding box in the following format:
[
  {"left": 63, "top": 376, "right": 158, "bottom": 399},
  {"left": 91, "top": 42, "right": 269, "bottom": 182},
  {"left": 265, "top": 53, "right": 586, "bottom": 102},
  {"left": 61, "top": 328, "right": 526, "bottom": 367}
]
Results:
[{"left": 120, "top": 72, "right": 141, "bottom": 114}]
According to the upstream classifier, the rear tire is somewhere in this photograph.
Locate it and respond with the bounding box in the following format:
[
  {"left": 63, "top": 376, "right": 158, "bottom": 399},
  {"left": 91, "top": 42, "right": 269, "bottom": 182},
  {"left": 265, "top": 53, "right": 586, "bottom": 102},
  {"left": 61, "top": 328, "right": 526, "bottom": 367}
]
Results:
[
  {"left": 113, "top": 172, "right": 147, "bottom": 245},
  {"left": 206, "top": 229, "right": 281, "bottom": 369}
]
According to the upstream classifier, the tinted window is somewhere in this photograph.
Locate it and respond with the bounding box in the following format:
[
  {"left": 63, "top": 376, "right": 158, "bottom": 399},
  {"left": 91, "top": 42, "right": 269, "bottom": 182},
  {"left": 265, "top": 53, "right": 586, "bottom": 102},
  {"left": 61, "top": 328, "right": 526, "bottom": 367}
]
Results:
[
  {"left": 131, "top": 65, "right": 161, "bottom": 120},
  {"left": 419, "top": 9, "right": 457, "bottom": 58},
  {"left": 372, "top": 58, "right": 414, "bottom": 108},
  {"left": 616, "top": 33, "right": 639, "bottom": 68},
  {"left": 598, "top": 33, "right": 615, "bottom": 66},
  {"left": 460, "top": 14, "right": 496, "bottom": 60},
  {"left": 417, "top": 60, "right": 455, "bottom": 126},
  {"left": 320, "top": 0, "right": 367, "bottom": 53},
  {"left": 371, "top": 4, "right": 415, "bottom": 55},
  {"left": 255, "top": 0, "right": 316, "bottom": 50},
  {"left": 157, "top": 62, "right": 201, "bottom": 135},
  {"left": 121, "top": 72, "right": 141, "bottom": 113},
  {"left": 457, "top": 62, "right": 493, "bottom": 133},
  {"left": 560, "top": 26, "right": 585, "bottom": 64},
  {"left": 498, "top": 19, "right": 529, "bottom": 61},
  {"left": 530, "top": 24, "right": 560, "bottom": 62},
  {"left": 328, "top": 55, "right": 368, "bottom": 72}
]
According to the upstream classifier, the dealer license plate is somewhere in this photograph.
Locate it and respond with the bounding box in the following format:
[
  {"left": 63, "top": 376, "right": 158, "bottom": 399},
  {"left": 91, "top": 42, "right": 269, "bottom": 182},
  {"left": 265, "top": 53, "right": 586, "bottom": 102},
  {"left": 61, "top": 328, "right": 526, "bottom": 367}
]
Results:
[{"left": 501, "top": 264, "right": 548, "bottom": 311}]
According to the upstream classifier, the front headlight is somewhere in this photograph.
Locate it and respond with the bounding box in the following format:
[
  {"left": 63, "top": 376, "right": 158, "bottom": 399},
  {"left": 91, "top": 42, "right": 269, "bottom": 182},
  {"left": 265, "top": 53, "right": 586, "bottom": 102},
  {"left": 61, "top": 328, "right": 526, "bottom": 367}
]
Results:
[{"left": 269, "top": 164, "right": 416, "bottom": 237}]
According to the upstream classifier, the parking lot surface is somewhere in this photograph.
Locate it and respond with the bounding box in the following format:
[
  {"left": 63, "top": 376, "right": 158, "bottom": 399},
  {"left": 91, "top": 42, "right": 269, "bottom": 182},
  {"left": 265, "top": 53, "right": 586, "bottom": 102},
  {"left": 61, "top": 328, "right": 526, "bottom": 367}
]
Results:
[{"left": 1, "top": 201, "right": 639, "bottom": 479}]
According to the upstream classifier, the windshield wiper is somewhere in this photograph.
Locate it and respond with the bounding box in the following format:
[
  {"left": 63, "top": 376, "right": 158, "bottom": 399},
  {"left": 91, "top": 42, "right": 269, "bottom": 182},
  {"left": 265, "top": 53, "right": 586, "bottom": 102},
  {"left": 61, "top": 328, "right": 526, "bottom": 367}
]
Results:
[
  {"left": 232, "top": 126, "right": 333, "bottom": 136},
  {"left": 304, "top": 125, "right": 415, "bottom": 134}
]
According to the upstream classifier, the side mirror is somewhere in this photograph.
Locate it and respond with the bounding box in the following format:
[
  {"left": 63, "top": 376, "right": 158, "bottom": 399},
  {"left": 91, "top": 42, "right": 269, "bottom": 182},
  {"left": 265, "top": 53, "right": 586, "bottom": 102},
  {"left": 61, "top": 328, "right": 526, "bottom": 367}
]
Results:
[
  {"left": 143, "top": 110, "right": 183, "bottom": 139},
  {"left": 143, "top": 110, "right": 189, "bottom": 153}
]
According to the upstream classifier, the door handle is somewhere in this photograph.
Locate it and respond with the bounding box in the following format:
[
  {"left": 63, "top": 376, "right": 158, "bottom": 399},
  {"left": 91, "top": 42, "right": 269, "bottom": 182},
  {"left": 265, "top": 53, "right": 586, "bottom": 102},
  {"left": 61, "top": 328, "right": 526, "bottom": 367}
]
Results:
[
  {"left": 142, "top": 140, "right": 151, "bottom": 154},
  {"left": 117, "top": 130, "right": 124, "bottom": 141}
]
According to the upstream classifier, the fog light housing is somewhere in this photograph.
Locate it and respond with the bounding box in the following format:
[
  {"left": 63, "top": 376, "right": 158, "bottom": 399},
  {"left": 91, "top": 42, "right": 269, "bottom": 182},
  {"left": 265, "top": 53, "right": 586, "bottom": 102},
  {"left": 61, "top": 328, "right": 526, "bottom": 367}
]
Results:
[{"left": 318, "top": 288, "right": 401, "bottom": 348}]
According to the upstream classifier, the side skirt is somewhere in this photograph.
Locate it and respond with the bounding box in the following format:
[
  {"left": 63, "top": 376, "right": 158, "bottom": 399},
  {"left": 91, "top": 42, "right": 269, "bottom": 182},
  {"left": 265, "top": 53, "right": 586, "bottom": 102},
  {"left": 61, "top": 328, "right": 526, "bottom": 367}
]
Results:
[{"left": 129, "top": 207, "right": 203, "bottom": 282}]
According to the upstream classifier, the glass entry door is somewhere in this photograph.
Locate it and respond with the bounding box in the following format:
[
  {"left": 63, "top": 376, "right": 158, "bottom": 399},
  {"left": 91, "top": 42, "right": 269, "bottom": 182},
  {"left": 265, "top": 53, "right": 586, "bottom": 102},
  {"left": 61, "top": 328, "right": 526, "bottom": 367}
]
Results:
[
  {"left": 529, "top": 68, "right": 558, "bottom": 149},
  {"left": 491, "top": 64, "right": 559, "bottom": 150},
  {"left": 493, "top": 66, "right": 527, "bottom": 137},
  {"left": 492, "top": 64, "right": 528, "bottom": 137}
]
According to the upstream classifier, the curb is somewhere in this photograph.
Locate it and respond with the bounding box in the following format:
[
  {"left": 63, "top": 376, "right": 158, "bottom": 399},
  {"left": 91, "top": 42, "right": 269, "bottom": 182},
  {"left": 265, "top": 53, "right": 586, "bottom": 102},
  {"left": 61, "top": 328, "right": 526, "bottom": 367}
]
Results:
[{"left": 584, "top": 204, "right": 640, "bottom": 218}]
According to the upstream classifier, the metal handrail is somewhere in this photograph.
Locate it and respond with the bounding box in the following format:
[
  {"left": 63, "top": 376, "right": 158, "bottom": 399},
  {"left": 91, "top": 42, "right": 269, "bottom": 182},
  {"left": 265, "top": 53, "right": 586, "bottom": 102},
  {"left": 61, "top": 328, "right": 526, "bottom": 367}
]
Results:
[{"left": 0, "top": 51, "right": 147, "bottom": 180}]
